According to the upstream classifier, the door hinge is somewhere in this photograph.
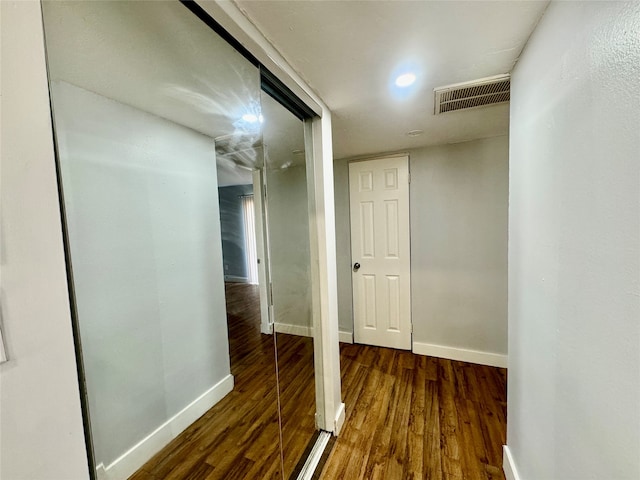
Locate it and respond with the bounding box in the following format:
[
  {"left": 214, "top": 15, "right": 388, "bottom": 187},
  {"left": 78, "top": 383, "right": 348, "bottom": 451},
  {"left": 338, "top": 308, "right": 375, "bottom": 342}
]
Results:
[
  {"left": 269, "top": 282, "right": 274, "bottom": 306},
  {"left": 408, "top": 173, "right": 411, "bottom": 184}
]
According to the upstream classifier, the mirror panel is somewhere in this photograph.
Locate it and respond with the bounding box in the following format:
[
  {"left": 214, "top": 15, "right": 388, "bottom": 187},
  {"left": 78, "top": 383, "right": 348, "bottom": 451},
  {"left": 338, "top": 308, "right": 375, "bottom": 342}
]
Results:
[
  {"left": 262, "top": 92, "right": 318, "bottom": 477},
  {"left": 42, "top": 1, "right": 284, "bottom": 478}
]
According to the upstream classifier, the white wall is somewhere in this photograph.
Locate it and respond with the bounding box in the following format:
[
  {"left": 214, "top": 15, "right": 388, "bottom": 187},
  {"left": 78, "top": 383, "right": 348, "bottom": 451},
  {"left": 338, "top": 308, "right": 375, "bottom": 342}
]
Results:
[
  {"left": 506, "top": 2, "right": 640, "bottom": 479},
  {"left": 410, "top": 136, "right": 508, "bottom": 360},
  {"left": 0, "top": 2, "right": 90, "bottom": 479},
  {"left": 51, "top": 82, "right": 232, "bottom": 470},
  {"left": 335, "top": 135, "right": 509, "bottom": 363}
]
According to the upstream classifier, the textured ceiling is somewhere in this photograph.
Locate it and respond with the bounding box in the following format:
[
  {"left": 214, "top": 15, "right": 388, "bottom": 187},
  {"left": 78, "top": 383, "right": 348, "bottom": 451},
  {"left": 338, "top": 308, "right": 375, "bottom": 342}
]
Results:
[{"left": 236, "top": 0, "right": 550, "bottom": 159}]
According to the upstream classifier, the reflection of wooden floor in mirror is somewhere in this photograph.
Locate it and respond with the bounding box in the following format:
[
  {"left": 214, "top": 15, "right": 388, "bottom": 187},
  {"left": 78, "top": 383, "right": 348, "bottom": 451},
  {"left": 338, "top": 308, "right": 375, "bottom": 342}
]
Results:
[
  {"left": 130, "top": 282, "right": 507, "bottom": 480},
  {"left": 129, "top": 283, "right": 316, "bottom": 480},
  {"left": 317, "top": 344, "right": 507, "bottom": 480}
]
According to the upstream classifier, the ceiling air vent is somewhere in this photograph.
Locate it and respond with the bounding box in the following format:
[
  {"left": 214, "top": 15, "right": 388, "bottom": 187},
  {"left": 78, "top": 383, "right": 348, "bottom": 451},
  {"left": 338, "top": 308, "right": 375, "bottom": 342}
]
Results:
[{"left": 434, "top": 74, "right": 510, "bottom": 115}]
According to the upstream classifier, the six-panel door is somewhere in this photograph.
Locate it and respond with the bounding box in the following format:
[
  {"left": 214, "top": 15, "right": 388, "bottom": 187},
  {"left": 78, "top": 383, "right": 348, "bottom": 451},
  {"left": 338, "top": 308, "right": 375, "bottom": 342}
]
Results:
[{"left": 349, "top": 156, "right": 411, "bottom": 350}]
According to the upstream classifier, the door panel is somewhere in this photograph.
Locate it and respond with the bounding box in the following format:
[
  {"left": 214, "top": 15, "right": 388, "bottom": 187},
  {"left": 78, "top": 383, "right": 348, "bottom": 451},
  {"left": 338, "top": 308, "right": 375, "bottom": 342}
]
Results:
[
  {"left": 261, "top": 91, "right": 317, "bottom": 478},
  {"left": 349, "top": 156, "right": 411, "bottom": 350}
]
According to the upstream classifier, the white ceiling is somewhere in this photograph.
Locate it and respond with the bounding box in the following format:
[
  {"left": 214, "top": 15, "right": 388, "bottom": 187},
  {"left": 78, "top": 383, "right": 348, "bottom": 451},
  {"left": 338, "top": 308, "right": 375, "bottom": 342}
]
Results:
[
  {"left": 42, "top": 0, "right": 549, "bottom": 181},
  {"left": 236, "top": 0, "right": 550, "bottom": 159}
]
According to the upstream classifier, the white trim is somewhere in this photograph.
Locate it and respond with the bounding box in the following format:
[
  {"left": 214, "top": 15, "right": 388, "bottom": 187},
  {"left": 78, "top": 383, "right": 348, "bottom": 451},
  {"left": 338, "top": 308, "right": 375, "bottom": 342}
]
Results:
[
  {"left": 97, "top": 375, "right": 234, "bottom": 480},
  {"left": 95, "top": 464, "right": 107, "bottom": 480},
  {"left": 295, "top": 431, "right": 331, "bottom": 480},
  {"left": 338, "top": 330, "right": 353, "bottom": 344},
  {"left": 224, "top": 275, "right": 249, "bottom": 283},
  {"left": 305, "top": 117, "right": 342, "bottom": 433},
  {"left": 412, "top": 342, "right": 508, "bottom": 368},
  {"left": 252, "top": 169, "right": 272, "bottom": 336},
  {"left": 345, "top": 151, "right": 412, "bottom": 163},
  {"left": 274, "top": 322, "right": 313, "bottom": 338},
  {"left": 334, "top": 402, "right": 346, "bottom": 435},
  {"left": 503, "top": 445, "right": 521, "bottom": 480}
]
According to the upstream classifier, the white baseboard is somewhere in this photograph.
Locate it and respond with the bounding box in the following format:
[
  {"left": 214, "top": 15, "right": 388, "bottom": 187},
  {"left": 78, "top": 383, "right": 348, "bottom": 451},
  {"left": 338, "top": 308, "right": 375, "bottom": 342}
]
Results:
[
  {"left": 95, "top": 463, "right": 107, "bottom": 480},
  {"left": 274, "top": 324, "right": 351, "bottom": 342},
  {"left": 275, "top": 322, "right": 313, "bottom": 337},
  {"left": 224, "top": 275, "right": 249, "bottom": 283},
  {"left": 412, "top": 342, "right": 507, "bottom": 368},
  {"left": 339, "top": 330, "right": 353, "bottom": 344},
  {"left": 334, "top": 402, "right": 346, "bottom": 435},
  {"left": 503, "top": 445, "right": 521, "bottom": 480},
  {"left": 97, "top": 374, "right": 234, "bottom": 480}
]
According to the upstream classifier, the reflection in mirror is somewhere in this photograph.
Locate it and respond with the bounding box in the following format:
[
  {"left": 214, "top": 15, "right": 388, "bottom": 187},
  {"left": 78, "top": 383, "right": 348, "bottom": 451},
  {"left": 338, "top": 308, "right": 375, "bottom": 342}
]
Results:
[
  {"left": 41, "top": 1, "right": 288, "bottom": 479},
  {"left": 261, "top": 92, "right": 318, "bottom": 478}
]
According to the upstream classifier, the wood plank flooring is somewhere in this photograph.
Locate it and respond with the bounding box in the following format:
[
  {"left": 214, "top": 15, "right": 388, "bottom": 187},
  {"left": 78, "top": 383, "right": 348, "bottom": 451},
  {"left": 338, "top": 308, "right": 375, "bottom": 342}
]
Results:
[
  {"left": 129, "top": 283, "right": 316, "bottom": 480},
  {"left": 130, "top": 282, "right": 507, "bottom": 480},
  {"left": 318, "top": 344, "right": 507, "bottom": 480}
]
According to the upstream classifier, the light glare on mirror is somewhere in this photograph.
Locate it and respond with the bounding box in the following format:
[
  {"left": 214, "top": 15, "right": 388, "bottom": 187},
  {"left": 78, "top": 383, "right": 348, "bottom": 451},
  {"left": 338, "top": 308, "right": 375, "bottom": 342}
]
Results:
[{"left": 242, "top": 113, "right": 264, "bottom": 123}]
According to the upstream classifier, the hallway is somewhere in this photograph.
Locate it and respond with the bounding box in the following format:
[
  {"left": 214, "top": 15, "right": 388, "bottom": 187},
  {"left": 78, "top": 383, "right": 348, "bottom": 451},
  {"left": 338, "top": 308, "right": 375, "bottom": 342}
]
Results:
[
  {"left": 131, "top": 283, "right": 507, "bottom": 479},
  {"left": 318, "top": 344, "right": 507, "bottom": 479}
]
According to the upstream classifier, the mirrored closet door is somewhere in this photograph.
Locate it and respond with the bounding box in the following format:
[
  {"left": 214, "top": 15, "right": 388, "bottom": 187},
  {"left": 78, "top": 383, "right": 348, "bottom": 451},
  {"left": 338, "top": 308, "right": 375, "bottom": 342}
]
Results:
[
  {"left": 41, "top": 1, "right": 318, "bottom": 479},
  {"left": 261, "top": 90, "right": 317, "bottom": 478}
]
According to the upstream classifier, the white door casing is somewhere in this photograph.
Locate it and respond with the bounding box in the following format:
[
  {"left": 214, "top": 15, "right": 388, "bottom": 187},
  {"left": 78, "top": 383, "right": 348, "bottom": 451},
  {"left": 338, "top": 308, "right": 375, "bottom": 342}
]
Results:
[
  {"left": 349, "top": 156, "right": 411, "bottom": 350},
  {"left": 253, "top": 169, "right": 272, "bottom": 335}
]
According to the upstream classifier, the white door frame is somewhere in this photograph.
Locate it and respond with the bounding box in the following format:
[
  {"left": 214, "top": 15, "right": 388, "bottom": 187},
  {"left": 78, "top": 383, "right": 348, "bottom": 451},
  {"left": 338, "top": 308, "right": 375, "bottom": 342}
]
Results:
[{"left": 252, "top": 168, "right": 272, "bottom": 335}]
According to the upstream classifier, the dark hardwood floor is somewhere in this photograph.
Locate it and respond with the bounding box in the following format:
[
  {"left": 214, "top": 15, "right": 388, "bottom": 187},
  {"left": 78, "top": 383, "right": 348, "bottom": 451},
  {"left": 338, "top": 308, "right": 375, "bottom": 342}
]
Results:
[
  {"left": 129, "top": 283, "right": 316, "bottom": 480},
  {"left": 130, "top": 282, "right": 507, "bottom": 480},
  {"left": 318, "top": 344, "right": 507, "bottom": 480}
]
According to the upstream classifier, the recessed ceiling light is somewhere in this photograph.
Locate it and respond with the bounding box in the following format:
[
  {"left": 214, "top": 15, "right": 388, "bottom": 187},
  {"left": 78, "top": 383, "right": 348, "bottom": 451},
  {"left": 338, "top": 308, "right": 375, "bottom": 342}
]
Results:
[
  {"left": 407, "top": 129, "right": 424, "bottom": 137},
  {"left": 395, "top": 73, "right": 416, "bottom": 88}
]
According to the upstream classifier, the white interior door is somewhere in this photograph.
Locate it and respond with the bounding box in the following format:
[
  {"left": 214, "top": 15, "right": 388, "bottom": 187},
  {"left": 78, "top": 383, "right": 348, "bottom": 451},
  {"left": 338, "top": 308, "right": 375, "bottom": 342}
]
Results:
[{"left": 349, "top": 156, "right": 411, "bottom": 350}]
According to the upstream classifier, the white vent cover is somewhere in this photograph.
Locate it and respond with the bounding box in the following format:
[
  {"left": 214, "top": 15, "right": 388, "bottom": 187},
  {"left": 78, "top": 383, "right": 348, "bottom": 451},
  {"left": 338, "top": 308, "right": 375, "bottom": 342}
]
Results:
[{"left": 434, "top": 74, "right": 510, "bottom": 115}]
